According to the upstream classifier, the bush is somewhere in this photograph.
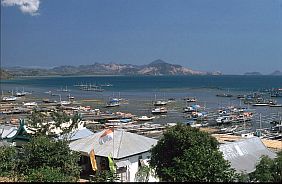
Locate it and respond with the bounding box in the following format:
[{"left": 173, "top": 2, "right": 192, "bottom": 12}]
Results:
[
  {"left": 150, "top": 123, "right": 236, "bottom": 182},
  {"left": 25, "top": 166, "right": 73, "bottom": 182}
]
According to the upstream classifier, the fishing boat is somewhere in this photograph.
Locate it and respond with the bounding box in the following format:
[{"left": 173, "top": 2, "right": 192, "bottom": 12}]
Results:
[
  {"left": 57, "top": 86, "right": 70, "bottom": 92},
  {"left": 269, "top": 104, "right": 282, "bottom": 107},
  {"left": 185, "top": 97, "right": 197, "bottom": 102},
  {"left": 100, "top": 83, "right": 113, "bottom": 87},
  {"left": 216, "top": 93, "right": 233, "bottom": 97},
  {"left": 151, "top": 107, "right": 167, "bottom": 114},
  {"left": 153, "top": 100, "right": 168, "bottom": 106},
  {"left": 57, "top": 94, "right": 71, "bottom": 105},
  {"left": 106, "top": 98, "right": 120, "bottom": 107},
  {"left": 68, "top": 94, "right": 75, "bottom": 100},
  {"left": 23, "top": 102, "right": 38, "bottom": 106},
  {"left": 2, "top": 96, "right": 17, "bottom": 102},
  {"left": 183, "top": 104, "right": 201, "bottom": 113},
  {"left": 153, "top": 93, "right": 167, "bottom": 106},
  {"left": 60, "top": 101, "right": 71, "bottom": 105},
  {"left": 15, "top": 88, "right": 31, "bottom": 96},
  {"left": 42, "top": 98, "right": 57, "bottom": 103},
  {"left": 252, "top": 103, "right": 269, "bottom": 106},
  {"left": 105, "top": 119, "right": 135, "bottom": 127},
  {"left": 80, "top": 85, "right": 104, "bottom": 92},
  {"left": 137, "top": 116, "right": 155, "bottom": 121}
]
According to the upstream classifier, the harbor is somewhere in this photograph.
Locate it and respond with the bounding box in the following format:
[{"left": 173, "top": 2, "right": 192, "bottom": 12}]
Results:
[{"left": 1, "top": 77, "right": 281, "bottom": 151}]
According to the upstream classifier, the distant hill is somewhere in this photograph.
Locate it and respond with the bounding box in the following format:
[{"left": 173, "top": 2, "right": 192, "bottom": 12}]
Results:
[
  {"left": 0, "top": 69, "right": 12, "bottom": 79},
  {"left": 244, "top": 72, "right": 263, "bottom": 76},
  {"left": 270, "top": 70, "right": 282, "bottom": 76},
  {"left": 138, "top": 59, "right": 207, "bottom": 75},
  {"left": 3, "top": 59, "right": 222, "bottom": 77}
]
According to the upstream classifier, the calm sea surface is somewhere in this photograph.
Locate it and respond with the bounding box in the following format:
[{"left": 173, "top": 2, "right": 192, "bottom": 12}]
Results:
[{"left": 1, "top": 75, "right": 282, "bottom": 130}]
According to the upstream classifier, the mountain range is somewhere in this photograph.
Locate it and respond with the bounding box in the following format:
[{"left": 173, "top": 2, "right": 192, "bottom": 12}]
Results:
[
  {"left": 244, "top": 70, "right": 282, "bottom": 76},
  {"left": 2, "top": 60, "right": 281, "bottom": 79},
  {"left": 2, "top": 59, "right": 222, "bottom": 77}
]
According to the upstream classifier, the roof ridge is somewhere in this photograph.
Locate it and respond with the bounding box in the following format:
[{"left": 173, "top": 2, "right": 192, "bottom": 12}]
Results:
[{"left": 116, "top": 130, "right": 124, "bottom": 158}]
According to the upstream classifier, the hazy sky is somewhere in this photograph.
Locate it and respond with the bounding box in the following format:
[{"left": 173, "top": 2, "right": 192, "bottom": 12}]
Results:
[{"left": 1, "top": 0, "right": 282, "bottom": 74}]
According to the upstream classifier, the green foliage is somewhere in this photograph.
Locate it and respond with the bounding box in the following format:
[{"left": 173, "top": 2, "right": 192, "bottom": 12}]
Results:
[
  {"left": 0, "top": 146, "right": 18, "bottom": 178},
  {"left": 18, "top": 136, "right": 81, "bottom": 181},
  {"left": 27, "top": 110, "right": 81, "bottom": 139},
  {"left": 135, "top": 165, "right": 151, "bottom": 182},
  {"left": 0, "top": 111, "right": 83, "bottom": 182},
  {"left": 250, "top": 150, "right": 282, "bottom": 182},
  {"left": 150, "top": 123, "right": 236, "bottom": 182},
  {"left": 235, "top": 171, "right": 250, "bottom": 182},
  {"left": 90, "top": 170, "right": 119, "bottom": 182},
  {"left": 273, "top": 151, "right": 282, "bottom": 182},
  {"left": 25, "top": 166, "right": 72, "bottom": 182}
]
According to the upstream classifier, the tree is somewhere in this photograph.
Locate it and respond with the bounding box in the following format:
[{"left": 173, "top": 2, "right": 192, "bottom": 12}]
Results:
[
  {"left": 89, "top": 170, "right": 119, "bottom": 182},
  {"left": 150, "top": 123, "right": 236, "bottom": 182},
  {"left": 249, "top": 151, "right": 282, "bottom": 182},
  {"left": 0, "top": 110, "right": 83, "bottom": 182},
  {"left": 18, "top": 135, "right": 81, "bottom": 181},
  {"left": 25, "top": 166, "right": 73, "bottom": 182},
  {"left": 26, "top": 110, "right": 82, "bottom": 139},
  {"left": 0, "top": 146, "right": 18, "bottom": 180}
]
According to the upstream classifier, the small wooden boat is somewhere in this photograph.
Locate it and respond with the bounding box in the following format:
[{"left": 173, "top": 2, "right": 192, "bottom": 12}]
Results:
[
  {"left": 151, "top": 107, "right": 167, "bottom": 114},
  {"left": 137, "top": 116, "right": 155, "bottom": 121}
]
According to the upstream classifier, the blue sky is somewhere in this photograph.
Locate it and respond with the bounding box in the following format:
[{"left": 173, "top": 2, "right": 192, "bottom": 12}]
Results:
[{"left": 1, "top": 0, "right": 282, "bottom": 74}]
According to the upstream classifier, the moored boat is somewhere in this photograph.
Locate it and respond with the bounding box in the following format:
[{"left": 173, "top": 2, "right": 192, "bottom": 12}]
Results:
[
  {"left": 106, "top": 98, "right": 120, "bottom": 107},
  {"left": 137, "top": 116, "right": 155, "bottom": 121},
  {"left": 2, "top": 96, "right": 17, "bottom": 101},
  {"left": 151, "top": 107, "right": 167, "bottom": 114}
]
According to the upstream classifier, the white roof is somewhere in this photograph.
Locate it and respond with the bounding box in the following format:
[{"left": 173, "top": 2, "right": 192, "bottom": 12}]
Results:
[
  {"left": 219, "top": 137, "right": 277, "bottom": 173},
  {"left": 58, "top": 127, "right": 94, "bottom": 141},
  {"left": 69, "top": 129, "right": 158, "bottom": 159},
  {"left": 0, "top": 125, "right": 18, "bottom": 139}
]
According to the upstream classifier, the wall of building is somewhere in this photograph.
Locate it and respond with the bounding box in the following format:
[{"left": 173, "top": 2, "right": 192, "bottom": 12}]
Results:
[{"left": 116, "top": 151, "right": 158, "bottom": 182}]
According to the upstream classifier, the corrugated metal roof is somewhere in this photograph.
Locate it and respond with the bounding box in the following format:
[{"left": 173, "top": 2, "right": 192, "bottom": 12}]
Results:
[
  {"left": 219, "top": 137, "right": 277, "bottom": 173},
  {"left": 0, "top": 125, "right": 18, "bottom": 139},
  {"left": 58, "top": 127, "right": 94, "bottom": 141},
  {"left": 69, "top": 129, "right": 158, "bottom": 159}
]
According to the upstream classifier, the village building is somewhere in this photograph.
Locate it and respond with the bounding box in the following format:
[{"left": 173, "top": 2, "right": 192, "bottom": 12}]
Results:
[
  {"left": 219, "top": 136, "right": 277, "bottom": 174},
  {"left": 69, "top": 129, "right": 159, "bottom": 182}
]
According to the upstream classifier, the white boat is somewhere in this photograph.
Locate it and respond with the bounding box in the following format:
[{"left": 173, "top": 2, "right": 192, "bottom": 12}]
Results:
[
  {"left": 2, "top": 96, "right": 17, "bottom": 101},
  {"left": 185, "top": 97, "right": 197, "bottom": 102},
  {"left": 216, "top": 93, "right": 232, "bottom": 97},
  {"left": 57, "top": 86, "right": 70, "bottom": 92},
  {"left": 100, "top": 83, "right": 113, "bottom": 87},
  {"left": 151, "top": 107, "right": 168, "bottom": 114},
  {"left": 23, "top": 102, "right": 37, "bottom": 106},
  {"left": 269, "top": 104, "right": 282, "bottom": 107},
  {"left": 183, "top": 104, "right": 201, "bottom": 113},
  {"left": 60, "top": 101, "right": 71, "bottom": 105},
  {"left": 137, "top": 116, "right": 155, "bottom": 121},
  {"left": 252, "top": 103, "right": 269, "bottom": 106},
  {"left": 153, "top": 100, "right": 168, "bottom": 106},
  {"left": 106, "top": 98, "right": 120, "bottom": 107},
  {"left": 15, "top": 88, "right": 31, "bottom": 96},
  {"left": 68, "top": 94, "right": 75, "bottom": 100},
  {"left": 105, "top": 119, "right": 134, "bottom": 126}
]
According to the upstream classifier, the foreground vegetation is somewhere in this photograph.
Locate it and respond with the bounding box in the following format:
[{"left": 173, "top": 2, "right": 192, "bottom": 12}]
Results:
[
  {"left": 149, "top": 123, "right": 282, "bottom": 182},
  {"left": 0, "top": 114, "right": 281, "bottom": 182}
]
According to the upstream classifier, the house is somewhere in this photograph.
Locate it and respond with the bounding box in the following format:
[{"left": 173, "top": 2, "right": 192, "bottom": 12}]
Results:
[
  {"left": 57, "top": 127, "right": 94, "bottom": 141},
  {"left": 219, "top": 136, "right": 277, "bottom": 173},
  {"left": 69, "top": 129, "right": 159, "bottom": 182},
  {"left": 0, "top": 120, "right": 30, "bottom": 147}
]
